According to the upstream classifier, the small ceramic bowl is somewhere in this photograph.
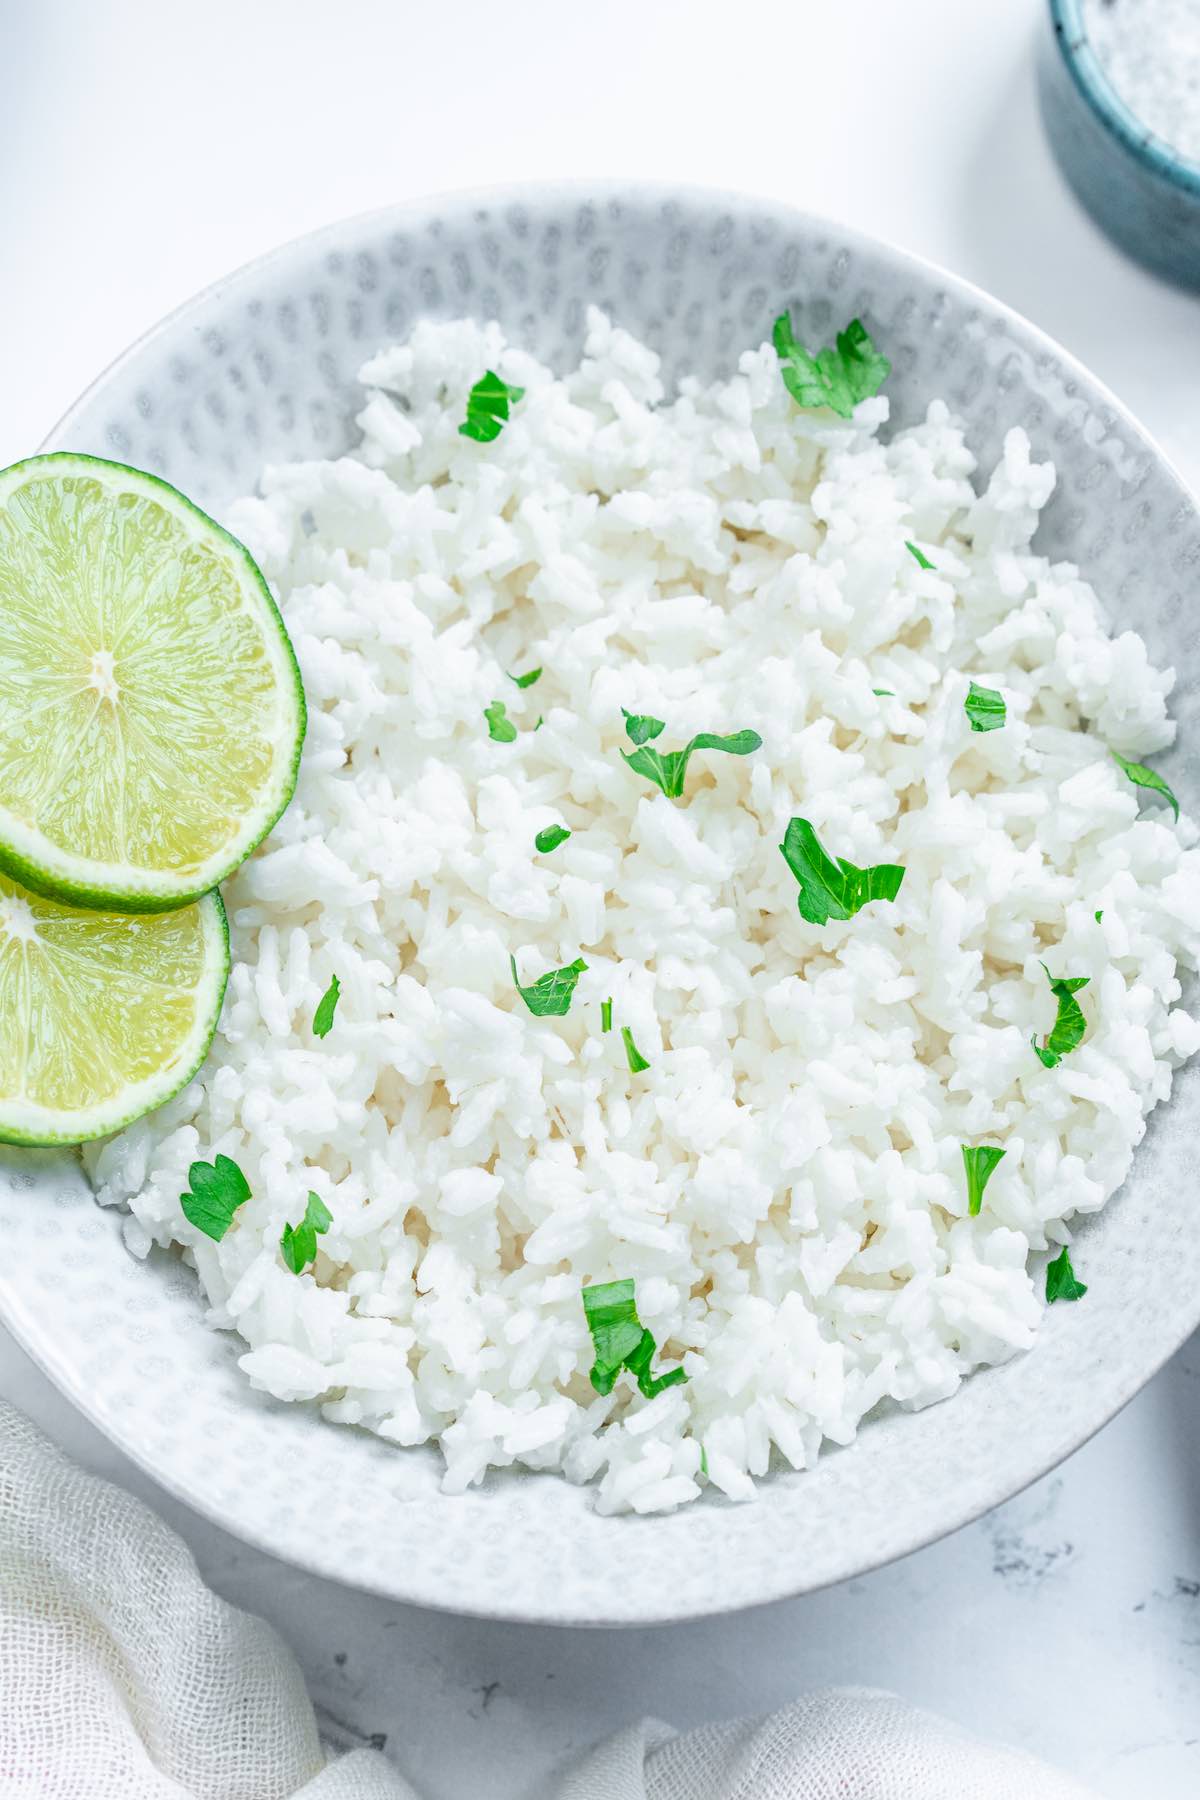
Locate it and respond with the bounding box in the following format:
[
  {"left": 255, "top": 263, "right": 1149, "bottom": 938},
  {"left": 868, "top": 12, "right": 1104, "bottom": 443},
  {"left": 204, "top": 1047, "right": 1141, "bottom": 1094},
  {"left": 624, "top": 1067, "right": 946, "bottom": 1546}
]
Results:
[
  {"left": 2, "top": 184, "right": 1199, "bottom": 1625},
  {"left": 1040, "top": 0, "right": 1200, "bottom": 289}
]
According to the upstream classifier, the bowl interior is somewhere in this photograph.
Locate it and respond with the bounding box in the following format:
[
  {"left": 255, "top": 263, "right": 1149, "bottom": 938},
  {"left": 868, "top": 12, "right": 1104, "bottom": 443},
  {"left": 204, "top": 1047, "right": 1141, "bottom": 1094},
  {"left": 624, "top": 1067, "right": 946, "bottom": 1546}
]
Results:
[
  {"left": 4, "top": 185, "right": 1199, "bottom": 1624},
  {"left": 1050, "top": 0, "right": 1200, "bottom": 193}
]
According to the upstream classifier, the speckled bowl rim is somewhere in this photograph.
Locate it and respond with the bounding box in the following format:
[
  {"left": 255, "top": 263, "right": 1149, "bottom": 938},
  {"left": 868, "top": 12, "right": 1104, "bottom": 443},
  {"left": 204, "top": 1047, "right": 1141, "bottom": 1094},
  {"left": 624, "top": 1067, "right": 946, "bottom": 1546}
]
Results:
[
  {"left": 9, "top": 179, "right": 1200, "bottom": 1624},
  {"left": 1049, "top": 0, "right": 1200, "bottom": 194}
]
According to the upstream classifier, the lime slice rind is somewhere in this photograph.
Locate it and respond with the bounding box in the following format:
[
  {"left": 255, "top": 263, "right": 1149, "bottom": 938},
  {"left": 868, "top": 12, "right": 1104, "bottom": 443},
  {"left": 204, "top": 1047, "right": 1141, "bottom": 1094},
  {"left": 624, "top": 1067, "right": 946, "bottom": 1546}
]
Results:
[
  {"left": 0, "top": 453, "right": 305, "bottom": 913},
  {"left": 0, "top": 879, "right": 230, "bottom": 1147}
]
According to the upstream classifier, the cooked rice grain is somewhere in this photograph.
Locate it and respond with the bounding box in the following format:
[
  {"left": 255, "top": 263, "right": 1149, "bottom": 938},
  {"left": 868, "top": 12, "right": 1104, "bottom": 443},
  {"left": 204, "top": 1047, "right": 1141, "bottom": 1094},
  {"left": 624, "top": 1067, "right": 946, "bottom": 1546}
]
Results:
[{"left": 86, "top": 311, "right": 1200, "bottom": 1513}]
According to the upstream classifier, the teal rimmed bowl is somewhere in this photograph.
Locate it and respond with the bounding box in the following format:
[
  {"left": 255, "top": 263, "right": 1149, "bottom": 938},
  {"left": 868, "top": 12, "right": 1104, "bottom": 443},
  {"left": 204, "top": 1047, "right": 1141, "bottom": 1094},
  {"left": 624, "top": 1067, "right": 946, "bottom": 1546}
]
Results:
[{"left": 1040, "top": 0, "right": 1200, "bottom": 289}]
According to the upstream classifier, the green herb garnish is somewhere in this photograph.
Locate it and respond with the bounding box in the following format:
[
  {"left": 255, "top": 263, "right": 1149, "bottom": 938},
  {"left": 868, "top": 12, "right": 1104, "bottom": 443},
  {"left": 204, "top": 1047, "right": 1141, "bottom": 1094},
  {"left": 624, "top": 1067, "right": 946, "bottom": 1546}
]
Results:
[
  {"left": 1031, "top": 965, "right": 1090, "bottom": 1068},
  {"left": 772, "top": 312, "right": 890, "bottom": 419},
  {"left": 1045, "top": 1246, "right": 1087, "bottom": 1304},
  {"left": 600, "top": 997, "right": 613, "bottom": 1033},
  {"left": 905, "top": 540, "right": 935, "bottom": 570},
  {"left": 281, "top": 1190, "right": 333, "bottom": 1275},
  {"left": 873, "top": 687, "right": 895, "bottom": 697},
  {"left": 510, "top": 953, "right": 588, "bottom": 1017},
  {"left": 180, "top": 1155, "right": 251, "bottom": 1243},
  {"left": 484, "top": 700, "right": 518, "bottom": 743},
  {"left": 621, "top": 1025, "right": 651, "bottom": 1072},
  {"left": 508, "top": 666, "right": 542, "bottom": 690},
  {"left": 1094, "top": 909, "right": 1104, "bottom": 924},
  {"left": 581, "top": 1279, "right": 687, "bottom": 1398},
  {"left": 620, "top": 709, "right": 761, "bottom": 799},
  {"left": 1110, "top": 748, "right": 1179, "bottom": 821},
  {"left": 779, "top": 818, "right": 904, "bottom": 926},
  {"left": 964, "top": 681, "right": 1006, "bottom": 733},
  {"left": 312, "top": 973, "right": 341, "bottom": 1040},
  {"left": 961, "top": 1144, "right": 1006, "bottom": 1217},
  {"left": 621, "top": 707, "right": 666, "bottom": 746},
  {"left": 534, "top": 825, "right": 571, "bottom": 854},
  {"left": 459, "top": 370, "right": 525, "bottom": 443}
]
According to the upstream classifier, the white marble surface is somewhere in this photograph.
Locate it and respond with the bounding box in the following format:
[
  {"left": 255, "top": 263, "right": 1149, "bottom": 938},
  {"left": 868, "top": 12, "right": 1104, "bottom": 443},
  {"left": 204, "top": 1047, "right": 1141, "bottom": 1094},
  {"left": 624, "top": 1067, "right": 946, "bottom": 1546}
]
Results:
[{"left": 3, "top": 1, "right": 1200, "bottom": 1793}]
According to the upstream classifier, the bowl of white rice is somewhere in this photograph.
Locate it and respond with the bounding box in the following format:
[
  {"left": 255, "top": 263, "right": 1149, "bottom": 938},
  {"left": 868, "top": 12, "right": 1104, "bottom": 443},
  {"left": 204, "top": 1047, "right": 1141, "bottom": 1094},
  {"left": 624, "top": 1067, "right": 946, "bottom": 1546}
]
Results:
[{"left": 3, "top": 183, "right": 1199, "bottom": 1624}]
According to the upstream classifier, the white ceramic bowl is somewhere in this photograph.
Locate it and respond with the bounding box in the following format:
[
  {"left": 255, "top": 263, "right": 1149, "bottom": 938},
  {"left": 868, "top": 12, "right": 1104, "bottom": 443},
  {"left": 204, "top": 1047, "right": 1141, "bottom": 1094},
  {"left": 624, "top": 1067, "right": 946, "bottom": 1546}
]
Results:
[{"left": 3, "top": 184, "right": 1198, "bottom": 1625}]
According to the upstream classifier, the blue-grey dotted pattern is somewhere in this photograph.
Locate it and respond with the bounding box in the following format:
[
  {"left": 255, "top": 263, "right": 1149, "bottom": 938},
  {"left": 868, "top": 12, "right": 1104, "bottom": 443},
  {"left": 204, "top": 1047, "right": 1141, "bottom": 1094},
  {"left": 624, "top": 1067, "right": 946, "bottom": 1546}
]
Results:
[{"left": 4, "top": 185, "right": 1198, "bottom": 1625}]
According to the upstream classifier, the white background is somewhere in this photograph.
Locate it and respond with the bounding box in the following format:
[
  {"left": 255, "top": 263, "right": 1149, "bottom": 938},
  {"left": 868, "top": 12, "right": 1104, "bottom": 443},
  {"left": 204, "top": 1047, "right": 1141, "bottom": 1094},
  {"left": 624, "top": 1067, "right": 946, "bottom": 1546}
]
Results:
[{"left": 2, "top": 1, "right": 1200, "bottom": 1794}]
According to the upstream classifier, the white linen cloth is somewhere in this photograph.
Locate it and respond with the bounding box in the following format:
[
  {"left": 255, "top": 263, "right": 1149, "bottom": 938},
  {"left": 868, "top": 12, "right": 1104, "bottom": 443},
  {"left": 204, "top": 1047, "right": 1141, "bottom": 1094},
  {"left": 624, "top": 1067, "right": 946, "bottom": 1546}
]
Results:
[{"left": 0, "top": 1402, "right": 1097, "bottom": 1799}]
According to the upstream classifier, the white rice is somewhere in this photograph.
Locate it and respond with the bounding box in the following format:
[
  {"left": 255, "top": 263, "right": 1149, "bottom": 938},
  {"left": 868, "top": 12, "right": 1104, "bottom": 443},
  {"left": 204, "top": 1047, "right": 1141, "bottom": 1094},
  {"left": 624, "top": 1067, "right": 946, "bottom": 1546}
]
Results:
[{"left": 86, "top": 309, "right": 1200, "bottom": 1514}]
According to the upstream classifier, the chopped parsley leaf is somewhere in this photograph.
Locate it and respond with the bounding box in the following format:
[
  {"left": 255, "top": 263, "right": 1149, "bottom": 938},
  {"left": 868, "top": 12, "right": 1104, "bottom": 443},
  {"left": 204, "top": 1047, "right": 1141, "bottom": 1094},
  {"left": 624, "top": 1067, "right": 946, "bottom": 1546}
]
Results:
[
  {"left": 281, "top": 1190, "right": 333, "bottom": 1275},
  {"left": 511, "top": 953, "right": 587, "bottom": 1017},
  {"left": 312, "top": 973, "right": 341, "bottom": 1039},
  {"left": 772, "top": 312, "right": 890, "bottom": 418},
  {"left": 961, "top": 1144, "right": 1005, "bottom": 1217},
  {"left": 1045, "top": 1246, "right": 1087, "bottom": 1303},
  {"left": 508, "top": 666, "right": 542, "bottom": 690},
  {"left": 1032, "top": 965, "right": 1090, "bottom": 1068},
  {"left": 905, "top": 540, "right": 935, "bottom": 570},
  {"left": 484, "top": 700, "right": 518, "bottom": 743},
  {"left": 964, "top": 680, "right": 1006, "bottom": 733},
  {"left": 1110, "top": 748, "right": 1179, "bottom": 821},
  {"left": 620, "top": 710, "right": 761, "bottom": 798},
  {"left": 581, "top": 1278, "right": 687, "bottom": 1398},
  {"left": 1094, "top": 909, "right": 1104, "bottom": 924},
  {"left": 534, "top": 824, "right": 571, "bottom": 854},
  {"left": 621, "top": 707, "right": 666, "bottom": 746},
  {"left": 180, "top": 1155, "right": 251, "bottom": 1243},
  {"left": 621, "top": 1025, "right": 651, "bottom": 1073},
  {"left": 873, "top": 687, "right": 895, "bottom": 697},
  {"left": 601, "top": 997, "right": 613, "bottom": 1033},
  {"left": 459, "top": 370, "right": 525, "bottom": 443},
  {"left": 779, "top": 818, "right": 904, "bottom": 926}
]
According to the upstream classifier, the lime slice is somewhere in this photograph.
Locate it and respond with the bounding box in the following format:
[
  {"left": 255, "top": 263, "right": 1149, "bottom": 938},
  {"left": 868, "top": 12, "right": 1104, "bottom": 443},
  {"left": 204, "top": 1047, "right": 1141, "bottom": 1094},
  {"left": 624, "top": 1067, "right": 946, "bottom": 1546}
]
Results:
[
  {"left": 0, "top": 871, "right": 229, "bottom": 1145},
  {"left": 0, "top": 453, "right": 305, "bottom": 911}
]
